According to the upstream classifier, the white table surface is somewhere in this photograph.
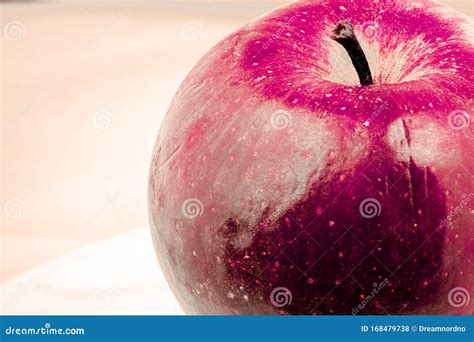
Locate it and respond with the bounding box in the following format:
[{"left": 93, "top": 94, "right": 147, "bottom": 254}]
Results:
[{"left": 1, "top": 228, "right": 184, "bottom": 315}]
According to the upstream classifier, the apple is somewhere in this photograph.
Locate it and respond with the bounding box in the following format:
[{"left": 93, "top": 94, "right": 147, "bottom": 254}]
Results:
[{"left": 149, "top": 0, "right": 473, "bottom": 315}]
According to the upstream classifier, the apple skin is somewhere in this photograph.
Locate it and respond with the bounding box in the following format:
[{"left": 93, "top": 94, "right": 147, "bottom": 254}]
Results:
[{"left": 149, "top": 0, "right": 473, "bottom": 315}]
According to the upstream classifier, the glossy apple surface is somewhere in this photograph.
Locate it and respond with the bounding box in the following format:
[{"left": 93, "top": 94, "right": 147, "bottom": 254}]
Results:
[{"left": 149, "top": 0, "right": 473, "bottom": 314}]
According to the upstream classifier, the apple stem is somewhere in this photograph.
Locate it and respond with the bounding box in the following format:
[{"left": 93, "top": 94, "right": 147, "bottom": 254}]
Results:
[{"left": 331, "top": 20, "right": 374, "bottom": 86}]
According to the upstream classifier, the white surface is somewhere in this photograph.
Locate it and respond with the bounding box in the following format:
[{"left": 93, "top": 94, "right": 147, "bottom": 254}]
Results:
[{"left": 1, "top": 228, "right": 183, "bottom": 315}]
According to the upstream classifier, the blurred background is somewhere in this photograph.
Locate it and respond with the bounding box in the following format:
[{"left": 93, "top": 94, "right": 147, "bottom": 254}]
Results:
[{"left": 1, "top": 0, "right": 473, "bottom": 314}]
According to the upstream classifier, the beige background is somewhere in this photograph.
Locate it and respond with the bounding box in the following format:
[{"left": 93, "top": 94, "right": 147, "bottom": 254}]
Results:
[{"left": 1, "top": 0, "right": 473, "bottom": 314}]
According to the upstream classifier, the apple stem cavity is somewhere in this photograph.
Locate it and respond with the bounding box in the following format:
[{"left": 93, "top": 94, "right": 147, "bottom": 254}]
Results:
[{"left": 331, "top": 20, "right": 374, "bottom": 86}]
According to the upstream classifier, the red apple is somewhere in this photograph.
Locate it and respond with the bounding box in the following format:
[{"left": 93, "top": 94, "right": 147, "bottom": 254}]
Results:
[{"left": 149, "top": 0, "right": 473, "bottom": 315}]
